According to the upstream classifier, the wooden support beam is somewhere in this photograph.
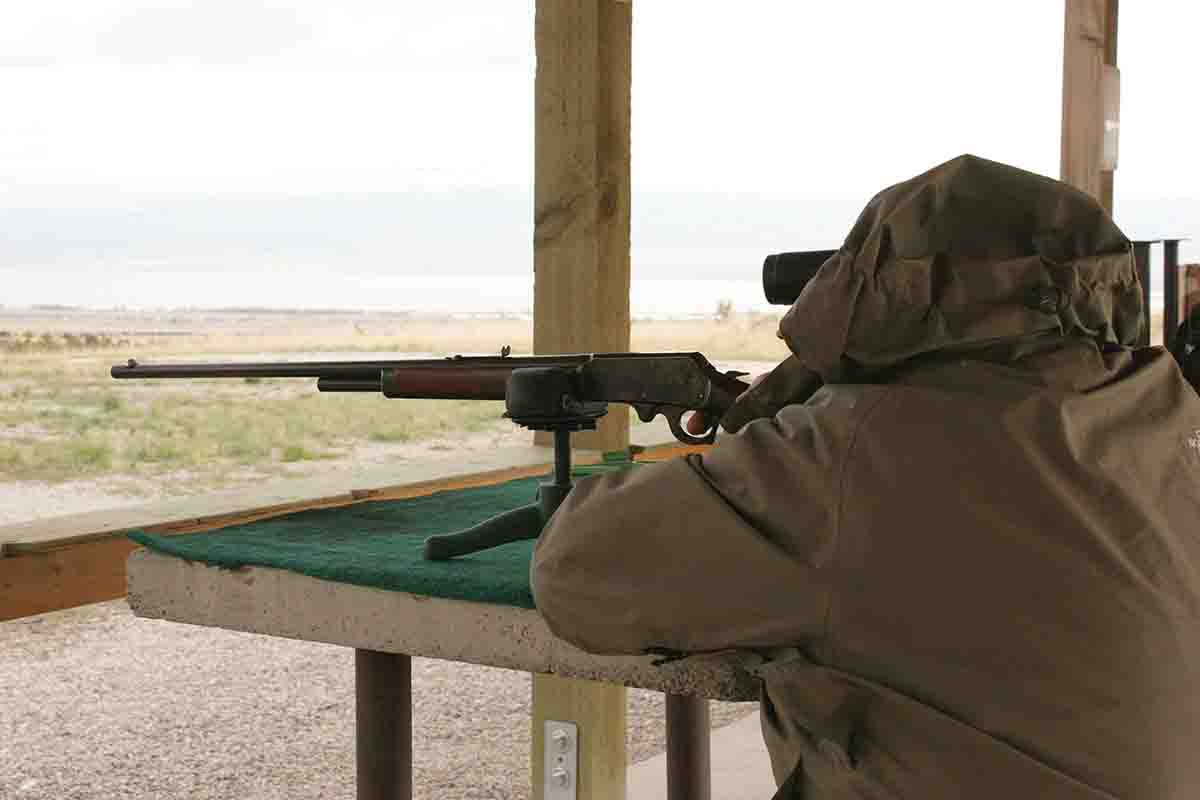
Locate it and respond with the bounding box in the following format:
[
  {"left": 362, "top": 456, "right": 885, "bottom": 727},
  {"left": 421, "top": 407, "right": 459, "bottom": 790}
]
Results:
[
  {"left": 1099, "top": 0, "right": 1118, "bottom": 212},
  {"left": 532, "top": 673, "right": 626, "bottom": 800},
  {"left": 532, "top": 4, "right": 632, "bottom": 795},
  {"left": 1060, "top": 0, "right": 1119, "bottom": 213},
  {"left": 533, "top": 0, "right": 633, "bottom": 452}
]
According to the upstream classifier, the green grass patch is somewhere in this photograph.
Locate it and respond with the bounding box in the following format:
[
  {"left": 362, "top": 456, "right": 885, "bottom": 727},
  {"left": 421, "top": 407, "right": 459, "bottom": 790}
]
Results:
[
  {"left": 0, "top": 446, "right": 24, "bottom": 471},
  {"left": 280, "top": 444, "right": 337, "bottom": 462},
  {"left": 0, "top": 436, "right": 115, "bottom": 480}
]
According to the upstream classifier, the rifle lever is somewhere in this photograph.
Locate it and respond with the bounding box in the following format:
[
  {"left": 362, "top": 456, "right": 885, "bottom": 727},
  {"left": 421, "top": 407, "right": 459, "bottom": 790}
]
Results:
[{"left": 632, "top": 403, "right": 717, "bottom": 446}]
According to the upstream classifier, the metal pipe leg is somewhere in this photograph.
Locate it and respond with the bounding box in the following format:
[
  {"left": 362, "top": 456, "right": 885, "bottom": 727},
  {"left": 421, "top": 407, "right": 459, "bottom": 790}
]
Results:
[
  {"left": 666, "top": 693, "right": 711, "bottom": 800},
  {"left": 1165, "top": 239, "right": 1182, "bottom": 347},
  {"left": 1133, "top": 240, "right": 1153, "bottom": 347},
  {"left": 356, "top": 650, "right": 412, "bottom": 800}
]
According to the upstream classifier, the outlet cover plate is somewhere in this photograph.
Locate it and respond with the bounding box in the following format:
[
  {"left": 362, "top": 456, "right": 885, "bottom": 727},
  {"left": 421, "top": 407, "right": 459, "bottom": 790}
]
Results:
[{"left": 543, "top": 719, "right": 578, "bottom": 800}]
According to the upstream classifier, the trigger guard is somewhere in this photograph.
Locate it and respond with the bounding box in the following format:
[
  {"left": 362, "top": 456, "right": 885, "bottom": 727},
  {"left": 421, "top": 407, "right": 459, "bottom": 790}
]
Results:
[
  {"left": 632, "top": 403, "right": 716, "bottom": 445},
  {"left": 665, "top": 410, "right": 717, "bottom": 446}
]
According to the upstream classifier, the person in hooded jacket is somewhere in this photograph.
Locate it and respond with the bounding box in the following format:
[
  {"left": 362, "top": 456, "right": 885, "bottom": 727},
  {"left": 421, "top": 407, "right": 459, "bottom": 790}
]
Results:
[{"left": 530, "top": 154, "right": 1200, "bottom": 799}]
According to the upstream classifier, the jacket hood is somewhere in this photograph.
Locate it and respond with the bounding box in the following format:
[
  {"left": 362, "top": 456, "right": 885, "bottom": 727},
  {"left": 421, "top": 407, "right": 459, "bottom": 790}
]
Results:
[{"left": 778, "top": 154, "right": 1143, "bottom": 383}]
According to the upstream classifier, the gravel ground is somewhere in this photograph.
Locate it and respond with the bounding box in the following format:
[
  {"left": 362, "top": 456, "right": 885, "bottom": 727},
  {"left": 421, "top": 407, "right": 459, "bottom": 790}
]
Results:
[{"left": 0, "top": 601, "right": 755, "bottom": 799}]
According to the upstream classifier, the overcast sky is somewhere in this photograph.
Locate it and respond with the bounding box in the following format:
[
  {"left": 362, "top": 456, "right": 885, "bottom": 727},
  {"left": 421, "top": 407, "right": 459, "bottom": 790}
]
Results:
[{"left": 0, "top": 1, "right": 1196, "bottom": 294}]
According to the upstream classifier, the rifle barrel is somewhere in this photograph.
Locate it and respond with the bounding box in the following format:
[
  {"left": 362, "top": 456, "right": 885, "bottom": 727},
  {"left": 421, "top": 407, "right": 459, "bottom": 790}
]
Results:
[
  {"left": 110, "top": 355, "right": 591, "bottom": 382},
  {"left": 112, "top": 360, "right": 397, "bottom": 380}
]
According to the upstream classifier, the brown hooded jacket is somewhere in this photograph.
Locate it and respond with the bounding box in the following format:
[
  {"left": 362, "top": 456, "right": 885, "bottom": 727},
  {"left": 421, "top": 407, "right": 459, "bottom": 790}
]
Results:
[{"left": 531, "top": 155, "right": 1200, "bottom": 799}]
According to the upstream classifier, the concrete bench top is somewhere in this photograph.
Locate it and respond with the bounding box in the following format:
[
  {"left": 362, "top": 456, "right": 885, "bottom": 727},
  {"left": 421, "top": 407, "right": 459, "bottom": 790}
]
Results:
[{"left": 127, "top": 548, "right": 761, "bottom": 701}]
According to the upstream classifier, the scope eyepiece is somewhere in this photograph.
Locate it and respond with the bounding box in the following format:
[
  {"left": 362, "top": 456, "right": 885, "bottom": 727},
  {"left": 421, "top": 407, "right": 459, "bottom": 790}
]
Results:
[{"left": 762, "top": 249, "right": 838, "bottom": 306}]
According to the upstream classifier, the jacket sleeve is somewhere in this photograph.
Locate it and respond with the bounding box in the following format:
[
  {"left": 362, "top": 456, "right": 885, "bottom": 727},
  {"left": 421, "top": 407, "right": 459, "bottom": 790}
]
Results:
[{"left": 530, "top": 386, "right": 886, "bottom": 656}]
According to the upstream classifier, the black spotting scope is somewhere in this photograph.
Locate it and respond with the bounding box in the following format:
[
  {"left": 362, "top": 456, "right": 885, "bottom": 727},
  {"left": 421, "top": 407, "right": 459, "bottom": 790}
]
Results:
[{"left": 762, "top": 249, "right": 838, "bottom": 305}]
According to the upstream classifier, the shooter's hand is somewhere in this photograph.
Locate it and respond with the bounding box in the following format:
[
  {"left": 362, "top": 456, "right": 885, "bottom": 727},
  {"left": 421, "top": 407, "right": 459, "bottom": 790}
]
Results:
[{"left": 685, "top": 373, "right": 766, "bottom": 436}]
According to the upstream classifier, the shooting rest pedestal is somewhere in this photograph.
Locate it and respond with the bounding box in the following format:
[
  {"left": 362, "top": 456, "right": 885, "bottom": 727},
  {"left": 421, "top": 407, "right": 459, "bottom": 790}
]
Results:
[{"left": 422, "top": 367, "right": 608, "bottom": 561}]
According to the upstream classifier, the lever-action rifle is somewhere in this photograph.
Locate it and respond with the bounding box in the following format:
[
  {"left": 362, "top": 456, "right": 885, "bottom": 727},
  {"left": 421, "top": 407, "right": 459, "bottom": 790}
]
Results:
[{"left": 112, "top": 351, "right": 750, "bottom": 448}]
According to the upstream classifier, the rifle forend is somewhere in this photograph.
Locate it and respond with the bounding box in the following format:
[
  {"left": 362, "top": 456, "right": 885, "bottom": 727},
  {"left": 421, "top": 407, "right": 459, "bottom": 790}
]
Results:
[{"left": 112, "top": 352, "right": 749, "bottom": 445}]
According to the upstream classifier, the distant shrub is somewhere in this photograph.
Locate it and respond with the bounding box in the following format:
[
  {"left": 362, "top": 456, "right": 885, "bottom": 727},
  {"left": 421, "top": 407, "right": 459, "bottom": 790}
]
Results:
[
  {"left": 282, "top": 444, "right": 310, "bottom": 462},
  {"left": 71, "top": 443, "right": 113, "bottom": 470}
]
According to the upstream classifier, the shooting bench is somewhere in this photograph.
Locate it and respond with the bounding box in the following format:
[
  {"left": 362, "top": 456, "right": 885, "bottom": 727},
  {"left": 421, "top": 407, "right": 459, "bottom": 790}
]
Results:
[{"left": 119, "top": 426, "right": 762, "bottom": 800}]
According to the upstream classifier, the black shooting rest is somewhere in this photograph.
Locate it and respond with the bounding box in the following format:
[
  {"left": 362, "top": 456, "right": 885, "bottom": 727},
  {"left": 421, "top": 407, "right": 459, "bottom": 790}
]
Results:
[{"left": 422, "top": 367, "right": 608, "bottom": 560}]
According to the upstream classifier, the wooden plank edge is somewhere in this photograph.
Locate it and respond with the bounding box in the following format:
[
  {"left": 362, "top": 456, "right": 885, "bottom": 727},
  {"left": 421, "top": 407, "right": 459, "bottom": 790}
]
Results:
[{"left": 1, "top": 536, "right": 138, "bottom": 622}]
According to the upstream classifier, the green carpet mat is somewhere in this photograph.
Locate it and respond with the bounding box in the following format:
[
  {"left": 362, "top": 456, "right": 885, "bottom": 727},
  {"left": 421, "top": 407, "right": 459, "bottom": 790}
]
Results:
[{"left": 129, "top": 460, "right": 636, "bottom": 610}]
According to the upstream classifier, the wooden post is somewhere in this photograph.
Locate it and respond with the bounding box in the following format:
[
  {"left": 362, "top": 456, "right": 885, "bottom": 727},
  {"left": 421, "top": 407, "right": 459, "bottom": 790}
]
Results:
[
  {"left": 1099, "top": 0, "right": 1118, "bottom": 212},
  {"left": 532, "top": 2, "right": 631, "bottom": 798},
  {"left": 1060, "top": 0, "right": 1119, "bottom": 213},
  {"left": 533, "top": 0, "right": 633, "bottom": 452},
  {"left": 532, "top": 673, "right": 626, "bottom": 800}
]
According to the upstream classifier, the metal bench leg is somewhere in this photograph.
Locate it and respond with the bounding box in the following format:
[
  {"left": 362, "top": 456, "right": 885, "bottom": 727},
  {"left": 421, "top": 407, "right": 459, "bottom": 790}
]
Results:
[
  {"left": 666, "top": 693, "right": 711, "bottom": 800},
  {"left": 356, "top": 650, "right": 412, "bottom": 800}
]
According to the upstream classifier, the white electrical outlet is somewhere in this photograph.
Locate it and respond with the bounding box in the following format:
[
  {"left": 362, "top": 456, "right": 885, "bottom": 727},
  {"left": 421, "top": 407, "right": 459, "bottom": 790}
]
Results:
[{"left": 543, "top": 720, "right": 578, "bottom": 800}]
